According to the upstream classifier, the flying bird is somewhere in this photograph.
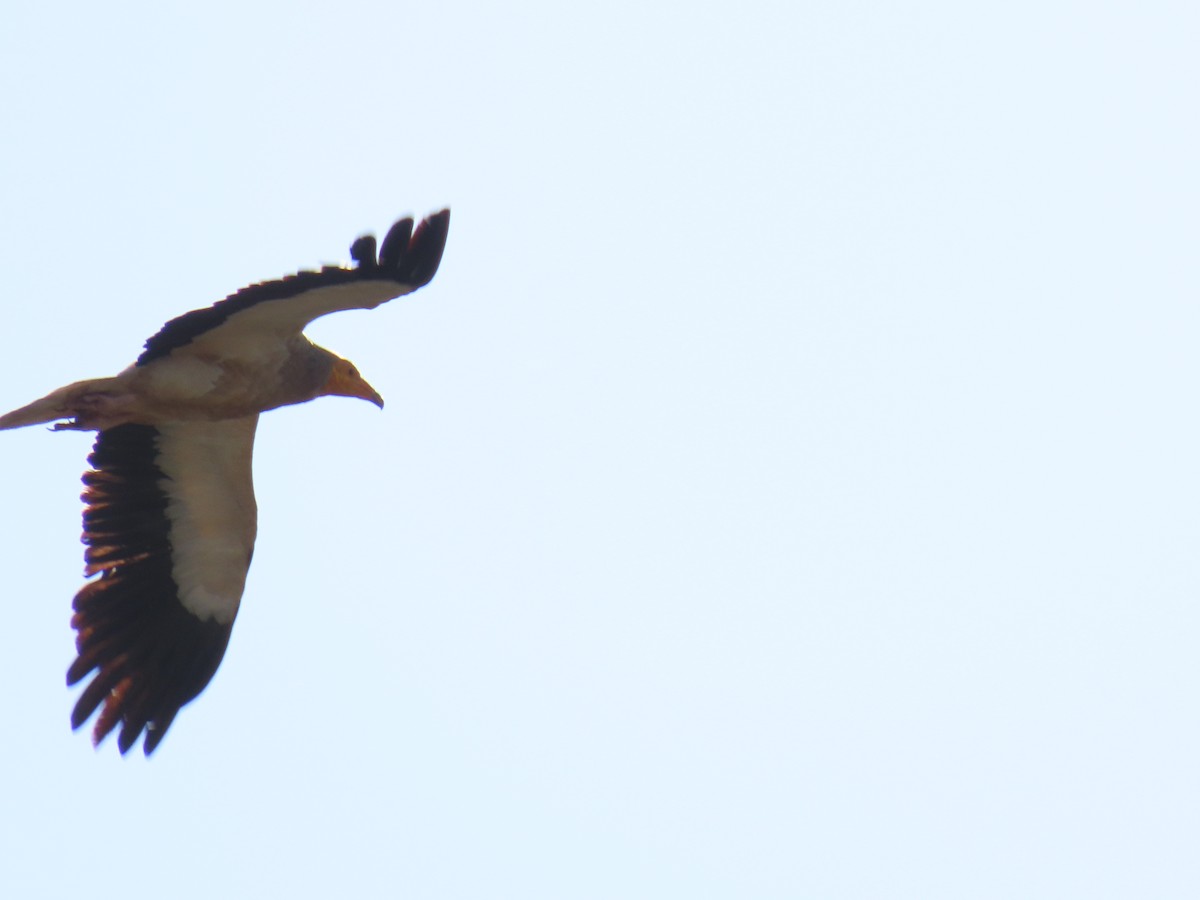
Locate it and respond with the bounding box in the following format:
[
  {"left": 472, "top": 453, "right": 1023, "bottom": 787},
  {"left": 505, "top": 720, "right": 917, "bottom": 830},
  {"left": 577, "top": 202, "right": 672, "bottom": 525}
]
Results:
[{"left": 1, "top": 210, "right": 450, "bottom": 754}]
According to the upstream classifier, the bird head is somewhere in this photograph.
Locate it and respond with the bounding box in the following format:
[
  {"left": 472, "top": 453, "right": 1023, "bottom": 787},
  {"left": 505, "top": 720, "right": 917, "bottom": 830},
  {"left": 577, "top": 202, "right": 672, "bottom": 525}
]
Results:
[{"left": 320, "top": 355, "right": 384, "bottom": 409}]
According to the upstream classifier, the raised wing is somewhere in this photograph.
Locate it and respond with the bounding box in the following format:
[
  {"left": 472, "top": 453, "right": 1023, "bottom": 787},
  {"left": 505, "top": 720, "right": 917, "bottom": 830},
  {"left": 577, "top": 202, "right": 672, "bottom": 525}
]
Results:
[
  {"left": 68, "top": 416, "right": 259, "bottom": 754},
  {"left": 137, "top": 209, "right": 450, "bottom": 365}
]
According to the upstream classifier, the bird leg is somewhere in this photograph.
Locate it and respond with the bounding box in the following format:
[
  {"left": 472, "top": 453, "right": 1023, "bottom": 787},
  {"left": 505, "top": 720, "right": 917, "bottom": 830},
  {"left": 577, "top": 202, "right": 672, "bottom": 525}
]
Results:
[
  {"left": 52, "top": 392, "right": 136, "bottom": 431},
  {"left": 0, "top": 377, "right": 132, "bottom": 432}
]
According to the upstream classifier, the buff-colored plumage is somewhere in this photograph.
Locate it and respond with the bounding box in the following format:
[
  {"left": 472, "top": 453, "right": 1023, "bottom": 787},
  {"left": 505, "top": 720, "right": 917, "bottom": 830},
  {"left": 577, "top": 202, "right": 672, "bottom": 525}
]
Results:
[{"left": 2, "top": 210, "right": 449, "bottom": 753}]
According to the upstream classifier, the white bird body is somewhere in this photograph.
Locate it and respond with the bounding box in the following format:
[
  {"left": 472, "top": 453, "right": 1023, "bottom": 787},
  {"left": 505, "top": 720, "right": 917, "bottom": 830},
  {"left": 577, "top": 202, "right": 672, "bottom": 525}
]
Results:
[{"left": 2, "top": 210, "right": 450, "bottom": 753}]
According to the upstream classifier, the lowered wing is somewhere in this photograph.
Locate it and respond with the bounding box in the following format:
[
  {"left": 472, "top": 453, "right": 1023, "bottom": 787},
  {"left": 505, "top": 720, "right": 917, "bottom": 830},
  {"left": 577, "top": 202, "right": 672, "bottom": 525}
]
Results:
[{"left": 68, "top": 416, "right": 259, "bottom": 754}]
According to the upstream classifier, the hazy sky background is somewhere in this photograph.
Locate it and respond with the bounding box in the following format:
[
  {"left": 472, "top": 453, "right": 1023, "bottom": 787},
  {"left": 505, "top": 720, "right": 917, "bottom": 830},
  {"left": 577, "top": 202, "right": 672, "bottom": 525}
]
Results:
[{"left": 2, "top": 2, "right": 1198, "bottom": 897}]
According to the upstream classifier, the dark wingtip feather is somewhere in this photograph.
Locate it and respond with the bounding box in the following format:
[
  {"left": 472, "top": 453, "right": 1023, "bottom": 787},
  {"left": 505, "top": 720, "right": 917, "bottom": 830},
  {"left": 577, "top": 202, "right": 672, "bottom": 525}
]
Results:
[
  {"left": 409, "top": 208, "right": 451, "bottom": 287},
  {"left": 378, "top": 218, "right": 414, "bottom": 270},
  {"left": 369, "top": 209, "right": 450, "bottom": 287},
  {"left": 350, "top": 234, "right": 377, "bottom": 268},
  {"left": 143, "top": 716, "right": 174, "bottom": 755},
  {"left": 88, "top": 676, "right": 130, "bottom": 748}
]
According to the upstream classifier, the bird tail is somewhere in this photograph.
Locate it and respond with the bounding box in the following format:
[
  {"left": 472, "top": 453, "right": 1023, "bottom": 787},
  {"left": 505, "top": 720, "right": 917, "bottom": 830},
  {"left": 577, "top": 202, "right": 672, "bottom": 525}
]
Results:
[{"left": 0, "top": 377, "right": 127, "bottom": 431}]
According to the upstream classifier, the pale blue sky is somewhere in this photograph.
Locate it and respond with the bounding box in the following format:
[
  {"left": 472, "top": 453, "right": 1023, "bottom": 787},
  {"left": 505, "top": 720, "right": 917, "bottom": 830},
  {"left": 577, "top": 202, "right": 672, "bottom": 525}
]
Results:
[{"left": 2, "top": 1, "right": 1199, "bottom": 897}]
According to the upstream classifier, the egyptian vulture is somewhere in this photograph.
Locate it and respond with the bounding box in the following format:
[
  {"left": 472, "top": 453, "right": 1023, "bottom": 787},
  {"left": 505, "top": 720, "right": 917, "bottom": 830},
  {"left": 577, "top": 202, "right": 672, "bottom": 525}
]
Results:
[{"left": 1, "top": 210, "right": 450, "bottom": 754}]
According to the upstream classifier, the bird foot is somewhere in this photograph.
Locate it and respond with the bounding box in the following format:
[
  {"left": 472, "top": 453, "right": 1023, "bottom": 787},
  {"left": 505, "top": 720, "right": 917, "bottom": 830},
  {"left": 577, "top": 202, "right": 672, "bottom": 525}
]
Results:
[{"left": 51, "top": 392, "right": 134, "bottom": 432}]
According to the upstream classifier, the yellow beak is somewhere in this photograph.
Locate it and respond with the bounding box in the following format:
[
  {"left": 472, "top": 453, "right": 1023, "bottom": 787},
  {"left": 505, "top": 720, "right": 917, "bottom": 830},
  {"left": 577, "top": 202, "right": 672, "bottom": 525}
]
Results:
[{"left": 323, "top": 366, "right": 384, "bottom": 408}]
